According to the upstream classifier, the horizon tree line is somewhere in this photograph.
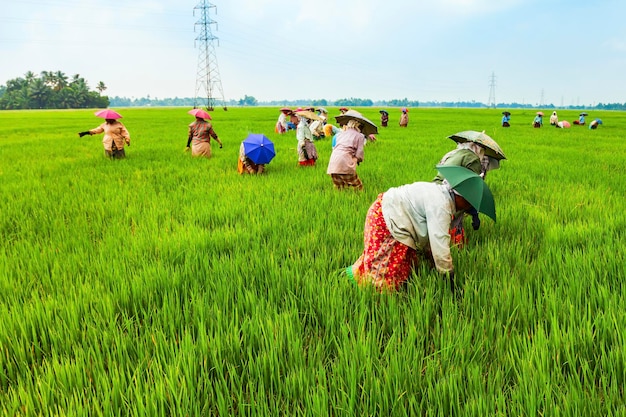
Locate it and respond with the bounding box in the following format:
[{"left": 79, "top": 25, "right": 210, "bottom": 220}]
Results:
[
  {"left": 0, "top": 71, "right": 109, "bottom": 110},
  {"left": 2, "top": 72, "right": 624, "bottom": 111}
]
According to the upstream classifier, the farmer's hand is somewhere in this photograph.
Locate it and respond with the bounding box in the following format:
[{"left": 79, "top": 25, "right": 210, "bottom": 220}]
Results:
[
  {"left": 78, "top": 131, "right": 90, "bottom": 137},
  {"left": 185, "top": 146, "right": 190, "bottom": 152},
  {"left": 467, "top": 207, "right": 480, "bottom": 230},
  {"left": 126, "top": 139, "right": 130, "bottom": 146},
  {"left": 219, "top": 143, "right": 223, "bottom": 149},
  {"left": 471, "top": 212, "right": 480, "bottom": 230}
]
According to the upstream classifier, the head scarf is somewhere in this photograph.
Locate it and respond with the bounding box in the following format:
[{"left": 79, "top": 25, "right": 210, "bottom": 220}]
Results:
[
  {"left": 346, "top": 119, "right": 362, "bottom": 132},
  {"left": 457, "top": 142, "right": 485, "bottom": 160}
]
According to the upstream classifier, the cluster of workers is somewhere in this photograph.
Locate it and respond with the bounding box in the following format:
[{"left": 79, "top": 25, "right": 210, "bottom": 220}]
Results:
[
  {"left": 501, "top": 110, "right": 603, "bottom": 129},
  {"left": 77, "top": 106, "right": 506, "bottom": 292}
]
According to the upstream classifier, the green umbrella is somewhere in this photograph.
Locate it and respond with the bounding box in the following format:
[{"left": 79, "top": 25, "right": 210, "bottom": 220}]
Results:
[
  {"left": 436, "top": 165, "right": 496, "bottom": 222},
  {"left": 448, "top": 130, "right": 507, "bottom": 160}
]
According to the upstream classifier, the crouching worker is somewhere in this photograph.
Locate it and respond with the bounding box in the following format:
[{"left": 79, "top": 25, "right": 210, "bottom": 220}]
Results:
[
  {"left": 346, "top": 165, "right": 496, "bottom": 291},
  {"left": 238, "top": 142, "right": 265, "bottom": 175}
]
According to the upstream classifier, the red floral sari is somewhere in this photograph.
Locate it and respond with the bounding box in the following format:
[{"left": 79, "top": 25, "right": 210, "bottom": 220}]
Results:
[{"left": 350, "top": 193, "right": 419, "bottom": 290}]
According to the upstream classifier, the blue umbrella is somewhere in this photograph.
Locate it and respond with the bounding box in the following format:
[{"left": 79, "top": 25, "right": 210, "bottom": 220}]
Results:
[{"left": 243, "top": 133, "right": 276, "bottom": 165}]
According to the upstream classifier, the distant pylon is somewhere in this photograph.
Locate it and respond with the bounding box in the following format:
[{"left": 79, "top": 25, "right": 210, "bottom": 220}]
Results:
[
  {"left": 193, "top": 0, "right": 226, "bottom": 111},
  {"left": 487, "top": 72, "right": 496, "bottom": 108}
]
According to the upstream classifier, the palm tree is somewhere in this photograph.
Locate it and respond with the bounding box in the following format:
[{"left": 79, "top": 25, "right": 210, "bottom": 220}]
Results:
[
  {"left": 54, "top": 71, "right": 68, "bottom": 91},
  {"left": 6, "top": 77, "right": 27, "bottom": 92},
  {"left": 24, "top": 71, "right": 36, "bottom": 85},
  {"left": 28, "top": 78, "right": 51, "bottom": 109},
  {"left": 96, "top": 81, "right": 107, "bottom": 94},
  {"left": 41, "top": 70, "right": 55, "bottom": 88},
  {"left": 69, "top": 77, "right": 89, "bottom": 108}
]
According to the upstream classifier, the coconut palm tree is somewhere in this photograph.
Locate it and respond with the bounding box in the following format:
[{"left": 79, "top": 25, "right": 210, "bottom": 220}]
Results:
[
  {"left": 28, "top": 78, "right": 52, "bottom": 109},
  {"left": 96, "top": 81, "right": 107, "bottom": 94},
  {"left": 24, "top": 71, "right": 36, "bottom": 85},
  {"left": 54, "top": 71, "right": 68, "bottom": 91}
]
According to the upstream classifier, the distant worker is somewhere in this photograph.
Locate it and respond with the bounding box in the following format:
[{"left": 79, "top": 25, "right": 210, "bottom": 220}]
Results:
[
  {"left": 501, "top": 111, "right": 511, "bottom": 127},
  {"left": 275, "top": 108, "right": 291, "bottom": 134},
  {"left": 589, "top": 118, "right": 602, "bottom": 129},
  {"left": 327, "top": 110, "right": 368, "bottom": 190},
  {"left": 288, "top": 110, "right": 299, "bottom": 131},
  {"left": 379, "top": 110, "right": 389, "bottom": 127},
  {"left": 573, "top": 113, "right": 586, "bottom": 125},
  {"left": 296, "top": 113, "right": 318, "bottom": 166},
  {"left": 399, "top": 108, "right": 409, "bottom": 127},
  {"left": 533, "top": 112, "right": 543, "bottom": 128},
  {"left": 549, "top": 111, "right": 558, "bottom": 126}
]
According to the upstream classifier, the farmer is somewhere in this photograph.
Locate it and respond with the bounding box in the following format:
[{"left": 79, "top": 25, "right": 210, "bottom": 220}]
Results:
[
  {"left": 532, "top": 113, "right": 543, "bottom": 128},
  {"left": 324, "top": 123, "right": 341, "bottom": 145},
  {"left": 501, "top": 112, "right": 511, "bottom": 127},
  {"left": 399, "top": 108, "right": 409, "bottom": 127},
  {"left": 238, "top": 142, "right": 265, "bottom": 175},
  {"left": 347, "top": 166, "right": 495, "bottom": 291},
  {"left": 433, "top": 131, "right": 504, "bottom": 246},
  {"left": 573, "top": 113, "right": 586, "bottom": 125},
  {"left": 78, "top": 115, "right": 130, "bottom": 159},
  {"left": 186, "top": 109, "right": 223, "bottom": 158},
  {"left": 275, "top": 108, "right": 291, "bottom": 134},
  {"left": 589, "top": 119, "right": 602, "bottom": 129},
  {"left": 327, "top": 110, "right": 371, "bottom": 190},
  {"left": 549, "top": 111, "right": 558, "bottom": 126},
  {"left": 309, "top": 116, "right": 326, "bottom": 140},
  {"left": 380, "top": 110, "right": 389, "bottom": 127},
  {"left": 433, "top": 141, "right": 484, "bottom": 244},
  {"left": 288, "top": 110, "right": 299, "bottom": 131},
  {"left": 296, "top": 113, "right": 318, "bottom": 166}
]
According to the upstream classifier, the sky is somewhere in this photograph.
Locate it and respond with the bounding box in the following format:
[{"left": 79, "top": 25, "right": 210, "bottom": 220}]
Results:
[{"left": 1, "top": 0, "right": 625, "bottom": 106}]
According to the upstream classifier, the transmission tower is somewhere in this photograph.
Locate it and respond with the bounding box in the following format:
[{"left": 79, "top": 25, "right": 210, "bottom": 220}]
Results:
[
  {"left": 193, "top": 0, "right": 226, "bottom": 111},
  {"left": 487, "top": 72, "right": 497, "bottom": 108}
]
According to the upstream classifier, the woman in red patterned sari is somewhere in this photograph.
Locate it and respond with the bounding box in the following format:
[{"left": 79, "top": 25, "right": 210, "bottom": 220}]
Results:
[{"left": 347, "top": 178, "right": 476, "bottom": 291}]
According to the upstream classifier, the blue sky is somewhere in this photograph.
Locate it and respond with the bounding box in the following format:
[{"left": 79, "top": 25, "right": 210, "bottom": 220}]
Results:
[{"left": 1, "top": 0, "right": 624, "bottom": 106}]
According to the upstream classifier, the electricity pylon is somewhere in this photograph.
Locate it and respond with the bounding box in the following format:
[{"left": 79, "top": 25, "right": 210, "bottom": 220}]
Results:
[
  {"left": 193, "top": 0, "right": 226, "bottom": 111},
  {"left": 487, "top": 72, "right": 497, "bottom": 108}
]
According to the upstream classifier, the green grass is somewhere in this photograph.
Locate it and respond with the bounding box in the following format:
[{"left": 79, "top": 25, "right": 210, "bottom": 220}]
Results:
[{"left": 0, "top": 107, "right": 625, "bottom": 416}]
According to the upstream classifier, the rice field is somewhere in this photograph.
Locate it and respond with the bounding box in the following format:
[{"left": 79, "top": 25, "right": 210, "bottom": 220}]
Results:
[{"left": 1, "top": 106, "right": 625, "bottom": 416}]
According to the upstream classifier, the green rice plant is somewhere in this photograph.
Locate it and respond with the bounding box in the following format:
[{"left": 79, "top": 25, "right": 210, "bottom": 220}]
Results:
[{"left": 0, "top": 107, "right": 625, "bottom": 416}]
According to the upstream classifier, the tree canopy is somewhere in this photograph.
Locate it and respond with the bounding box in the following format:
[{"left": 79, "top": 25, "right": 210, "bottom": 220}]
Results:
[{"left": 0, "top": 71, "right": 109, "bottom": 110}]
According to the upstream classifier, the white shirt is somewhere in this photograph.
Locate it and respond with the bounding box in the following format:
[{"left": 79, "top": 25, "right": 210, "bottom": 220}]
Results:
[{"left": 382, "top": 182, "right": 455, "bottom": 272}]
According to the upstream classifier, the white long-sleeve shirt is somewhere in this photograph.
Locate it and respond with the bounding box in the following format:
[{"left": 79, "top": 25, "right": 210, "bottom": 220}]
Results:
[{"left": 381, "top": 182, "right": 455, "bottom": 273}]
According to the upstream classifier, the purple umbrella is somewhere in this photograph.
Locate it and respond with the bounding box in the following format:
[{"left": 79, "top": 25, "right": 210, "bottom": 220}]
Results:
[{"left": 243, "top": 133, "right": 276, "bottom": 165}]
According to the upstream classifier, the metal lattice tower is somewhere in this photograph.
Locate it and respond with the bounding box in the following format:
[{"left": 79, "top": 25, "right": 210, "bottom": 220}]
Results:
[
  {"left": 487, "top": 71, "right": 497, "bottom": 108},
  {"left": 193, "top": 0, "right": 226, "bottom": 111}
]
